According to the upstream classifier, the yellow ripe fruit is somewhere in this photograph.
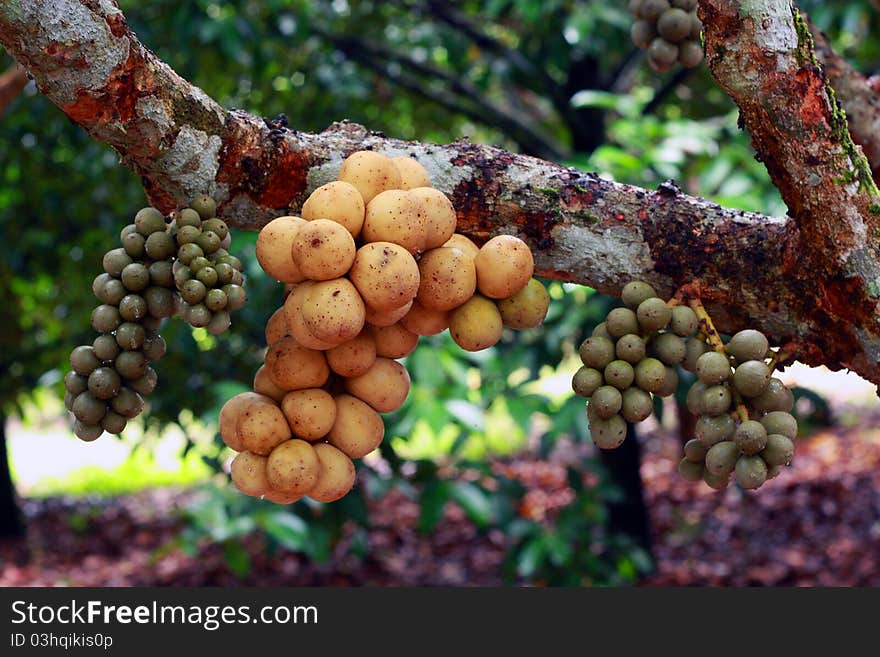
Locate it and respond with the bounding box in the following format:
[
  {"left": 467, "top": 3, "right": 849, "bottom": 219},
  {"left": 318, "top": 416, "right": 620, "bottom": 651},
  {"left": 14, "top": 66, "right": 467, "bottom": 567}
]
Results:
[
  {"left": 301, "top": 180, "right": 366, "bottom": 238},
  {"left": 281, "top": 388, "right": 337, "bottom": 441},
  {"left": 442, "top": 233, "right": 480, "bottom": 259},
  {"left": 400, "top": 299, "right": 449, "bottom": 336},
  {"left": 235, "top": 399, "right": 291, "bottom": 456},
  {"left": 326, "top": 331, "right": 377, "bottom": 378},
  {"left": 328, "top": 394, "right": 385, "bottom": 458},
  {"left": 370, "top": 322, "right": 419, "bottom": 359},
  {"left": 344, "top": 357, "right": 411, "bottom": 413},
  {"left": 337, "top": 150, "right": 402, "bottom": 205},
  {"left": 308, "top": 443, "right": 357, "bottom": 503},
  {"left": 408, "top": 187, "right": 456, "bottom": 249},
  {"left": 290, "top": 218, "right": 356, "bottom": 281},
  {"left": 449, "top": 294, "right": 503, "bottom": 351},
  {"left": 364, "top": 299, "right": 413, "bottom": 327},
  {"left": 255, "top": 216, "right": 306, "bottom": 283},
  {"left": 301, "top": 277, "right": 366, "bottom": 345},
  {"left": 253, "top": 364, "right": 287, "bottom": 403},
  {"left": 219, "top": 392, "right": 270, "bottom": 452},
  {"left": 496, "top": 278, "right": 550, "bottom": 330},
  {"left": 362, "top": 189, "right": 427, "bottom": 255},
  {"left": 264, "top": 336, "right": 330, "bottom": 391},
  {"left": 266, "top": 439, "right": 320, "bottom": 495},
  {"left": 230, "top": 451, "right": 270, "bottom": 497},
  {"left": 391, "top": 156, "right": 431, "bottom": 190},
  {"left": 264, "top": 306, "right": 290, "bottom": 346},
  {"left": 262, "top": 489, "right": 302, "bottom": 504},
  {"left": 474, "top": 234, "right": 534, "bottom": 299},
  {"left": 283, "top": 282, "right": 337, "bottom": 350},
  {"left": 416, "top": 246, "right": 477, "bottom": 311},
  {"left": 349, "top": 242, "right": 420, "bottom": 311}
]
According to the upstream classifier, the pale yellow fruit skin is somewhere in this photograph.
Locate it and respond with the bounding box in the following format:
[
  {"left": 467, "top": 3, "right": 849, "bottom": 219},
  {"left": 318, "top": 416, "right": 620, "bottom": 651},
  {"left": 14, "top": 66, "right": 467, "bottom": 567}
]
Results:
[
  {"left": 408, "top": 187, "right": 456, "bottom": 249},
  {"left": 236, "top": 399, "right": 292, "bottom": 455},
  {"left": 301, "top": 180, "right": 366, "bottom": 238},
  {"left": 400, "top": 299, "right": 449, "bottom": 336},
  {"left": 344, "top": 357, "right": 411, "bottom": 413},
  {"left": 308, "top": 443, "right": 357, "bottom": 503},
  {"left": 349, "top": 242, "right": 420, "bottom": 311},
  {"left": 281, "top": 388, "right": 337, "bottom": 441},
  {"left": 416, "top": 246, "right": 477, "bottom": 311},
  {"left": 326, "top": 332, "right": 377, "bottom": 378},
  {"left": 301, "top": 277, "right": 366, "bottom": 345},
  {"left": 328, "top": 394, "right": 385, "bottom": 458},
  {"left": 290, "top": 218, "right": 356, "bottom": 281},
  {"left": 391, "top": 157, "right": 431, "bottom": 190},
  {"left": 496, "top": 278, "right": 550, "bottom": 330},
  {"left": 362, "top": 189, "right": 427, "bottom": 255},
  {"left": 231, "top": 451, "right": 270, "bottom": 497},
  {"left": 219, "top": 392, "right": 270, "bottom": 451},
  {"left": 266, "top": 439, "right": 320, "bottom": 495},
  {"left": 264, "top": 307, "right": 290, "bottom": 345},
  {"left": 283, "top": 282, "right": 337, "bottom": 350},
  {"left": 370, "top": 323, "right": 419, "bottom": 359},
  {"left": 364, "top": 299, "right": 413, "bottom": 327},
  {"left": 337, "top": 151, "right": 402, "bottom": 205},
  {"left": 449, "top": 295, "right": 503, "bottom": 352},
  {"left": 474, "top": 234, "right": 535, "bottom": 299},
  {"left": 253, "top": 364, "right": 287, "bottom": 403},
  {"left": 443, "top": 234, "right": 479, "bottom": 259},
  {"left": 255, "top": 216, "right": 306, "bottom": 283},
  {"left": 264, "top": 336, "right": 330, "bottom": 391}
]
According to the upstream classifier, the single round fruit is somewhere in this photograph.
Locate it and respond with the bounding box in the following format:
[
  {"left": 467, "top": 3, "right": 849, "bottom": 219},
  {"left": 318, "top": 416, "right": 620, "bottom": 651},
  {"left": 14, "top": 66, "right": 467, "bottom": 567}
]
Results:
[
  {"left": 103, "top": 248, "right": 132, "bottom": 277},
  {"left": 648, "top": 38, "right": 679, "bottom": 71},
  {"left": 606, "top": 308, "right": 640, "bottom": 338},
  {"left": 145, "top": 287, "right": 175, "bottom": 318},
  {"left": 70, "top": 345, "right": 101, "bottom": 376},
  {"left": 751, "top": 378, "right": 795, "bottom": 413},
  {"left": 115, "top": 351, "right": 148, "bottom": 380},
  {"left": 64, "top": 371, "right": 89, "bottom": 396},
  {"left": 636, "top": 297, "right": 672, "bottom": 332},
  {"left": 670, "top": 305, "right": 698, "bottom": 337},
  {"left": 591, "top": 386, "right": 623, "bottom": 420},
  {"left": 392, "top": 157, "right": 431, "bottom": 190},
  {"left": 695, "top": 414, "right": 736, "bottom": 447},
  {"left": 119, "top": 294, "right": 147, "bottom": 322},
  {"left": 703, "top": 469, "right": 730, "bottom": 491},
  {"left": 604, "top": 360, "right": 635, "bottom": 391},
  {"left": 218, "top": 392, "right": 270, "bottom": 451},
  {"left": 122, "top": 232, "right": 146, "bottom": 258},
  {"left": 349, "top": 242, "right": 420, "bottom": 311},
  {"left": 726, "top": 329, "right": 769, "bottom": 363},
  {"left": 579, "top": 336, "right": 616, "bottom": 369},
  {"left": 72, "top": 392, "right": 106, "bottom": 425},
  {"left": 344, "top": 358, "right": 411, "bottom": 413},
  {"left": 145, "top": 231, "right": 176, "bottom": 260},
  {"left": 734, "top": 420, "right": 768, "bottom": 456},
  {"left": 735, "top": 455, "right": 768, "bottom": 490},
  {"left": 416, "top": 247, "right": 477, "bottom": 311},
  {"left": 704, "top": 441, "right": 739, "bottom": 476},
  {"left": 116, "top": 322, "right": 146, "bottom": 351},
  {"left": 337, "top": 150, "right": 402, "bottom": 205},
  {"left": 74, "top": 421, "right": 103, "bottom": 442},
  {"left": 142, "top": 334, "right": 166, "bottom": 362},
  {"left": 589, "top": 414, "right": 627, "bottom": 449},
  {"left": 572, "top": 366, "right": 603, "bottom": 398},
  {"left": 190, "top": 195, "right": 217, "bottom": 220},
  {"left": 761, "top": 434, "right": 795, "bottom": 467},
  {"left": 621, "top": 281, "right": 657, "bottom": 309},
  {"left": 266, "top": 439, "right": 320, "bottom": 495},
  {"left": 101, "top": 411, "right": 127, "bottom": 435},
  {"left": 129, "top": 368, "right": 158, "bottom": 396},
  {"left": 301, "top": 180, "right": 366, "bottom": 238},
  {"left": 678, "top": 40, "right": 704, "bottom": 68},
  {"left": 615, "top": 334, "right": 646, "bottom": 364},
  {"left": 653, "top": 332, "right": 686, "bottom": 365},
  {"left": 326, "top": 332, "right": 377, "bottom": 378},
  {"left": 327, "top": 394, "right": 385, "bottom": 459},
  {"left": 87, "top": 367, "right": 121, "bottom": 400},
  {"left": 290, "top": 218, "right": 357, "bottom": 281},
  {"left": 732, "top": 359, "right": 771, "bottom": 397},
  {"left": 493, "top": 278, "right": 550, "bottom": 330},
  {"left": 135, "top": 207, "right": 166, "bottom": 235},
  {"left": 686, "top": 380, "right": 707, "bottom": 415},
  {"left": 657, "top": 7, "right": 691, "bottom": 42},
  {"left": 282, "top": 388, "right": 337, "bottom": 441},
  {"left": 230, "top": 451, "right": 269, "bottom": 497},
  {"left": 683, "top": 337, "right": 710, "bottom": 372},
  {"left": 111, "top": 387, "right": 144, "bottom": 418},
  {"left": 761, "top": 411, "right": 798, "bottom": 439},
  {"left": 91, "top": 304, "right": 122, "bottom": 333},
  {"left": 473, "top": 235, "right": 534, "bottom": 299},
  {"left": 621, "top": 388, "right": 653, "bottom": 423},
  {"left": 255, "top": 216, "right": 306, "bottom": 283},
  {"left": 695, "top": 351, "right": 730, "bottom": 385},
  {"left": 683, "top": 438, "right": 707, "bottom": 463},
  {"left": 631, "top": 20, "right": 656, "bottom": 49},
  {"left": 678, "top": 458, "right": 704, "bottom": 482},
  {"left": 307, "top": 443, "right": 357, "bottom": 503},
  {"left": 449, "top": 295, "right": 503, "bottom": 352},
  {"left": 634, "top": 357, "right": 666, "bottom": 393},
  {"left": 701, "top": 385, "right": 732, "bottom": 416}
]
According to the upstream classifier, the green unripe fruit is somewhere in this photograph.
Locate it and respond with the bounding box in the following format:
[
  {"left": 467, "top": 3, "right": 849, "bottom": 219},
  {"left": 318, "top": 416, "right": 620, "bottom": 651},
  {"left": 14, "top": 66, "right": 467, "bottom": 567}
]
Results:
[
  {"left": 197, "top": 230, "right": 222, "bottom": 255},
  {"left": 116, "top": 322, "right": 146, "bottom": 351},
  {"left": 606, "top": 307, "right": 640, "bottom": 338},
  {"left": 683, "top": 438, "right": 707, "bottom": 463},
  {"left": 703, "top": 469, "right": 730, "bottom": 491},
  {"left": 74, "top": 421, "right": 103, "bottom": 442},
  {"left": 187, "top": 304, "right": 212, "bottom": 328},
  {"left": 196, "top": 266, "right": 219, "bottom": 288},
  {"left": 751, "top": 378, "right": 794, "bottom": 413},
  {"left": 589, "top": 414, "right": 627, "bottom": 449},
  {"left": 189, "top": 256, "right": 211, "bottom": 273},
  {"left": 64, "top": 371, "right": 88, "bottom": 396},
  {"left": 634, "top": 357, "right": 666, "bottom": 393},
  {"left": 175, "top": 225, "right": 202, "bottom": 245},
  {"left": 223, "top": 284, "right": 247, "bottom": 311},
  {"left": 727, "top": 329, "right": 768, "bottom": 364},
  {"left": 572, "top": 366, "right": 603, "bottom": 398},
  {"left": 115, "top": 351, "right": 148, "bottom": 380},
  {"left": 702, "top": 385, "right": 732, "bottom": 416},
  {"left": 653, "top": 332, "right": 686, "bottom": 365},
  {"left": 604, "top": 360, "right": 635, "bottom": 391},
  {"left": 118, "top": 294, "right": 147, "bottom": 322},
  {"left": 677, "top": 458, "right": 704, "bottom": 482},
  {"left": 683, "top": 337, "right": 710, "bottom": 372},
  {"left": 621, "top": 281, "right": 657, "bottom": 309},
  {"left": 176, "top": 208, "right": 202, "bottom": 228},
  {"left": 214, "top": 262, "right": 235, "bottom": 286},
  {"left": 87, "top": 367, "right": 121, "bottom": 400},
  {"left": 145, "top": 231, "right": 176, "bottom": 260},
  {"left": 657, "top": 7, "right": 691, "bottom": 42},
  {"left": 145, "top": 286, "right": 175, "bottom": 319},
  {"left": 121, "top": 262, "right": 150, "bottom": 292},
  {"left": 190, "top": 195, "right": 217, "bottom": 220},
  {"left": 111, "top": 387, "right": 145, "bottom": 418},
  {"left": 686, "top": 380, "right": 707, "bottom": 416},
  {"left": 735, "top": 455, "right": 768, "bottom": 490},
  {"left": 631, "top": 20, "right": 656, "bottom": 49},
  {"left": 142, "top": 333, "right": 167, "bottom": 362},
  {"left": 91, "top": 304, "right": 122, "bottom": 333},
  {"left": 120, "top": 224, "right": 138, "bottom": 241},
  {"left": 205, "top": 288, "right": 228, "bottom": 312},
  {"left": 695, "top": 351, "right": 730, "bottom": 384},
  {"left": 177, "top": 243, "right": 204, "bottom": 265},
  {"left": 641, "top": 0, "right": 670, "bottom": 21},
  {"left": 135, "top": 207, "right": 166, "bottom": 236},
  {"left": 591, "top": 385, "right": 623, "bottom": 419},
  {"left": 654, "top": 366, "right": 679, "bottom": 398},
  {"left": 732, "top": 359, "right": 771, "bottom": 398},
  {"left": 129, "top": 368, "right": 158, "bottom": 396},
  {"left": 216, "top": 254, "right": 243, "bottom": 271},
  {"left": 648, "top": 38, "right": 679, "bottom": 71},
  {"left": 636, "top": 297, "right": 671, "bottom": 332},
  {"left": 734, "top": 420, "right": 768, "bottom": 456},
  {"left": 762, "top": 434, "right": 795, "bottom": 467},
  {"left": 761, "top": 411, "right": 797, "bottom": 439},
  {"left": 678, "top": 39, "right": 704, "bottom": 68},
  {"left": 92, "top": 273, "right": 113, "bottom": 301},
  {"left": 173, "top": 264, "right": 193, "bottom": 287},
  {"left": 615, "top": 334, "right": 646, "bottom": 364},
  {"left": 181, "top": 279, "right": 207, "bottom": 305},
  {"left": 621, "top": 387, "right": 653, "bottom": 423},
  {"left": 705, "top": 441, "right": 739, "bottom": 476},
  {"left": 149, "top": 260, "right": 174, "bottom": 288},
  {"left": 103, "top": 248, "right": 132, "bottom": 277},
  {"left": 101, "top": 411, "right": 127, "bottom": 435},
  {"left": 70, "top": 345, "right": 101, "bottom": 376},
  {"left": 206, "top": 311, "right": 232, "bottom": 335},
  {"left": 579, "top": 336, "right": 615, "bottom": 369},
  {"left": 72, "top": 391, "right": 107, "bottom": 425},
  {"left": 102, "top": 279, "right": 127, "bottom": 306},
  {"left": 92, "top": 334, "right": 120, "bottom": 362},
  {"left": 122, "top": 231, "right": 146, "bottom": 258},
  {"left": 670, "top": 305, "right": 698, "bottom": 337},
  {"left": 201, "top": 218, "right": 229, "bottom": 240},
  {"left": 695, "top": 414, "right": 736, "bottom": 447}
]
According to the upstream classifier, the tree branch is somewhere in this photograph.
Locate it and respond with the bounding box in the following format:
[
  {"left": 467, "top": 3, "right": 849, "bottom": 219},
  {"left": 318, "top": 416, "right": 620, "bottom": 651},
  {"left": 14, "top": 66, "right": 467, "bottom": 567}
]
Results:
[
  {"left": 0, "top": 64, "right": 27, "bottom": 115},
  {"left": 2, "top": 0, "right": 880, "bottom": 387}
]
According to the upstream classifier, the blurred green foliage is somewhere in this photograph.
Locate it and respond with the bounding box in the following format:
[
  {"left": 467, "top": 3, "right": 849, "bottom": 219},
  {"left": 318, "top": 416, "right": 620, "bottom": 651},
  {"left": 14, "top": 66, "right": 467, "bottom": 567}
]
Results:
[{"left": 1, "top": 0, "right": 873, "bottom": 583}]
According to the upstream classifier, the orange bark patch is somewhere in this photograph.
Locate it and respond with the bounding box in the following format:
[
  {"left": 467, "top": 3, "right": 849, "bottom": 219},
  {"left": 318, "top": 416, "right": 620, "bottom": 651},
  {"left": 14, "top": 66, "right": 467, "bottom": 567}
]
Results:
[{"left": 795, "top": 69, "right": 830, "bottom": 129}]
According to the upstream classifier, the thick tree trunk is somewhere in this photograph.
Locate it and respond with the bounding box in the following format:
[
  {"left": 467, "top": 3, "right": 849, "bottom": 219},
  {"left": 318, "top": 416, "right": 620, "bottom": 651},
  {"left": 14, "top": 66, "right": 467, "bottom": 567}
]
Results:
[
  {"left": 599, "top": 425, "right": 652, "bottom": 555},
  {"left": 0, "top": 415, "right": 24, "bottom": 539}
]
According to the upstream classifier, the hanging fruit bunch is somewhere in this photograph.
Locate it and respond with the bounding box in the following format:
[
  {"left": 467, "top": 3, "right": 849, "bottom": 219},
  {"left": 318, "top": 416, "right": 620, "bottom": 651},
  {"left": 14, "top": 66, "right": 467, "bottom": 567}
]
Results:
[
  {"left": 219, "top": 150, "right": 551, "bottom": 505},
  {"left": 629, "top": 0, "right": 704, "bottom": 72},
  {"left": 573, "top": 280, "right": 797, "bottom": 491}
]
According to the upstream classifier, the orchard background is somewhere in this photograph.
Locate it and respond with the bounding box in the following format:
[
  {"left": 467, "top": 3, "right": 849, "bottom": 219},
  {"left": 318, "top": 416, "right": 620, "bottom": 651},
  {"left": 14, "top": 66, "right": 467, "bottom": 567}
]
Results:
[{"left": 1, "top": 0, "right": 880, "bottom": 585}]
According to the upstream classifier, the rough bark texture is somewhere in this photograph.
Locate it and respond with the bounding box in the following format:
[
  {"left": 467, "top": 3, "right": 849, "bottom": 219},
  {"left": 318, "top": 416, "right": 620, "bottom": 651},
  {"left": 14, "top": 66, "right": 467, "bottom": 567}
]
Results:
[{"left": 1, "top": 1, "right": 880, "bottom": 386}]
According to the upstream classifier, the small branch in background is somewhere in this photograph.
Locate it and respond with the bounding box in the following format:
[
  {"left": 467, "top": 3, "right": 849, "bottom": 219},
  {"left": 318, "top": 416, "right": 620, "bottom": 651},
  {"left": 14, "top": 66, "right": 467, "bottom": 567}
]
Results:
[{"left": 0, "top": 64, "right": 27, "bottom": 116}]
